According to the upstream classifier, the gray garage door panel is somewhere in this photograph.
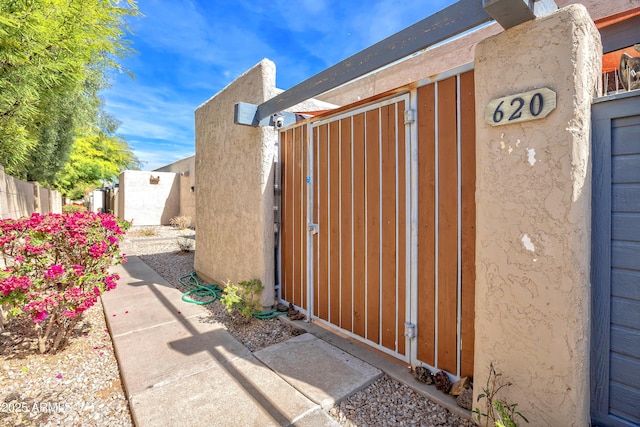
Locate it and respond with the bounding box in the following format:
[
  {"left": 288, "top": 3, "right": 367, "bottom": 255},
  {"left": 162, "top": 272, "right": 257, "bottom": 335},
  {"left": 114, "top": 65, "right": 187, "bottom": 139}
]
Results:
[{"left": 592, "top": 90, "right": 640, "bottom": 427}]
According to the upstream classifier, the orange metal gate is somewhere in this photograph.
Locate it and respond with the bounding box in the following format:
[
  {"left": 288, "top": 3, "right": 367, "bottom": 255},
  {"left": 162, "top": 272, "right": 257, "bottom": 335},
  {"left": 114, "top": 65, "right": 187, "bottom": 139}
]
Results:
[
  {"left": 311, "top": 94, "right": 410, "bottom": 359},
  {"left": 414, "top": 70, "right": 476, "bottom": 378},
  {"left": 280, "top": 124, "right": 308, "bottom": 311},
  {"left": 279, "top": 66, "right": 475, "bottom": 377}
]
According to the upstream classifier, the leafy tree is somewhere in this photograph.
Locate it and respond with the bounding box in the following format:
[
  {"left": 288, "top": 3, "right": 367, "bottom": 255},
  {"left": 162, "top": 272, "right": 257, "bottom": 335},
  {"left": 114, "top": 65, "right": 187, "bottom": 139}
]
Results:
[
  {"left": 0, "top": 0, "right": 139, "bottom": 184},
  {"left": 56, "top": 122, "right": 141, "bottom": 200}
]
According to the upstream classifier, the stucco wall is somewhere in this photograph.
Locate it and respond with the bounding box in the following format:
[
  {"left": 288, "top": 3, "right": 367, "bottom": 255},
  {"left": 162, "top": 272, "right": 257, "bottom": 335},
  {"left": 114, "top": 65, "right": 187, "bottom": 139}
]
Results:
[
  {"left": 473, "top": 5, "right": 601, "bottom": 426},
  {"left": 155, "top": 156, "right": 196, "bottom": 228},
  {"left": 119, "top": 170, "right": 180, "bottom": 226},
  {"left": 194, "top": 59, "right": 279, "bottom": 306},
  {"left": 89, "top": 190, "right": 105, "bottom": 213},
  {"left": 0, "top": 165, "right": 62, "bottom": 219}
]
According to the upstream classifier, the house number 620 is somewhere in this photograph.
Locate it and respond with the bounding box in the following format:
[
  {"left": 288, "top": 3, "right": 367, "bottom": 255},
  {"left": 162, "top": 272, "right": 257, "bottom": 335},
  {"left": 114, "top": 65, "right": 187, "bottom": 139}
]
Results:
[{"left": 485, "top": 88, "right": 556, "bottom": 127}]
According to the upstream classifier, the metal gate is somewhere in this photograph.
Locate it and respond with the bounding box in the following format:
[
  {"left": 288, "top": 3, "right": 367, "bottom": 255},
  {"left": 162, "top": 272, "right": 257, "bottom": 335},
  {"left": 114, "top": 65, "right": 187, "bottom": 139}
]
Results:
[
  {"left": 309, "top": 93, "right": 410, "bottom": 360},
  {"left": 591, "top": 90, "right": 640, "bottom": 427},
  {"left": 279, "top": 65, "right": 475, "bottom": 378}
]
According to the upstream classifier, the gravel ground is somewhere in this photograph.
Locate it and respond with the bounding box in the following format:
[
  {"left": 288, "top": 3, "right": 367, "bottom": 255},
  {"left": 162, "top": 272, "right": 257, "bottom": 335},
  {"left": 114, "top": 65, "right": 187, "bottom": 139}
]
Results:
[
  {"left": 0, "top": 299, "right": 132, "bottom": 427},
  {"left": 0, "top": 226, "right": 475, "bottom": 426},
  {"left": 330, "top": 376, "right": 474, "bottom": 427}
]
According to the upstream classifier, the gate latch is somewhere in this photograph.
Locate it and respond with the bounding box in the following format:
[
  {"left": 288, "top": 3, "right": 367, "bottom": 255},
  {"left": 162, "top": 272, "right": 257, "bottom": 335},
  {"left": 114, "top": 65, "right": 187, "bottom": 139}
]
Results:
[
  {"left": 404, "top": 322, "right": 416, "bottom": 339},
  {"left": 308, "top": 223, "right": 319, "bottom": 235}
]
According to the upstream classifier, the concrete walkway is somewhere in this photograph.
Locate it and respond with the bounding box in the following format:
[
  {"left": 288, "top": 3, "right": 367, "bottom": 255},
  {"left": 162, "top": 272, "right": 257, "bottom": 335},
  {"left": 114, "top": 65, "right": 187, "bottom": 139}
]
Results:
[
  {"left": 103, "top": 257, "right": 381, "bottom": 426},
  {"left": 103, "top": 256, "right": 469, "bottom": 426}
]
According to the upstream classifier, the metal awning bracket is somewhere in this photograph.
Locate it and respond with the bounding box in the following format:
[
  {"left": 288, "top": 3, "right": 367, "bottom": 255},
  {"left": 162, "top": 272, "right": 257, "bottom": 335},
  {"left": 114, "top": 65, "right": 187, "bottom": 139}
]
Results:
[
  {"left": 482, "top": 0, "right": 558, "bottom": 30},
  {"left": 234, "top": 102, "right": 301, "bottom": 128}
]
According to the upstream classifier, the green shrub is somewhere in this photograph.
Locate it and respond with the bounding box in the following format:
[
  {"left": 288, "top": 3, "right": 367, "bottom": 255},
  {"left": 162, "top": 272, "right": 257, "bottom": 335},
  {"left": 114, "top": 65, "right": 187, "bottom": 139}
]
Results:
[
  {"left": 117, "top": 218, "right": 131, "bottom": 232},
  {"left": 473, "top": 363, "right": 529, "bottom": 427},
  {"left": 220, "top": 279, "right": 264, "bottom": 318}
]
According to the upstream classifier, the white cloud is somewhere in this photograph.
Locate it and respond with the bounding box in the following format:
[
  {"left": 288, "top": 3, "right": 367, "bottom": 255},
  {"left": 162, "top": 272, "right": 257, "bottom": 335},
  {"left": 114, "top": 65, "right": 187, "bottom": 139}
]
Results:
[{"left": 103, "top": 81, "right": 195, "bottom": 142}]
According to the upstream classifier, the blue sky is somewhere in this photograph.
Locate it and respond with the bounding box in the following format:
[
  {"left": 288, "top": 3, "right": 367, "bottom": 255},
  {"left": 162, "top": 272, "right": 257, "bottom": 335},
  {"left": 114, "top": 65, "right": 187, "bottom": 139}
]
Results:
[{"left": 102, "top": 0, "right": 457, "bottom": 171}]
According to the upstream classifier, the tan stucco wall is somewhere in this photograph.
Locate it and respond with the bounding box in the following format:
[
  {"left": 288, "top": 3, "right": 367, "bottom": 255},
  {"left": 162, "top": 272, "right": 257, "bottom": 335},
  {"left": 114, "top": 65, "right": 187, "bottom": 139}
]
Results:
[
  {"left": 155, "top": 156, "right": 196, "bottom": 228},
  {"left": 194, "top": 58, "right": 336, "bottom": 306},
  {"left": 119, "top": 170, "right": 180, "bottom": 226},
  {"left": 473, "top": 5, "right": 601, "bottom": 426},
  {"left": 0, "top": 166, "right": 62, "bottom": 219},
  {"left": 317, "top": 0, "right": 630, "bottom": 107},
  {"left": 194, "top": 59, "right": 279, "bottom": 306}
]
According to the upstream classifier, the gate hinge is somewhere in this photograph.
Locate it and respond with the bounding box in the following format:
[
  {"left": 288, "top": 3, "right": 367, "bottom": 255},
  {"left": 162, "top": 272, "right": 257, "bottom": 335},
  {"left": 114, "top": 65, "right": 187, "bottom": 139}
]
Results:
[
  {"left": 404, "top": 109, "right": 415, "bottom": 124},
  {"left": 404, "top": 322, "right": 416, "bottom": 339}
]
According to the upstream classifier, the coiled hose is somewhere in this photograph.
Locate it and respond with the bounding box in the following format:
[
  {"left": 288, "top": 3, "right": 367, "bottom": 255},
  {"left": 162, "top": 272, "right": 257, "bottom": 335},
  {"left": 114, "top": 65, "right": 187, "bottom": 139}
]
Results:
[{"left": 178, "top": 272, "right": 285, "bottom": 319}]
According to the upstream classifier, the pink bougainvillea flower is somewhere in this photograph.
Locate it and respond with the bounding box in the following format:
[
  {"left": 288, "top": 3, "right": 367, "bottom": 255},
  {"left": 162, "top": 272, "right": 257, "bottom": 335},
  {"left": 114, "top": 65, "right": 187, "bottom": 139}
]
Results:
[
  {"left": 0, "top": 275, "right": 32, "bottom": 296},
  {"left": 32, "top": 311, "right": 48, "bottom": 323},
  {"left": 88, "top": 241, "right": 108, "bottom": 258},
  {"left": 63, "top": 287, "right": 83, "bottom": 301},
  {"left": 24, "top": 243, "right": 47, "bottom": 255},
  {"left": 44, "top": 264, "right": 64, "bottom": 280},
  {"left": 104, "top": 274, "right": 119, "bottom": 291},
  {"left": 71, "top": 265, "right": 84, "bottom": 276},
  {"left": 100, "top": 216, "right": 121, "bottom": 233},
  {"left": 0, "top": 211, "right": 125, "bottom": 352}
]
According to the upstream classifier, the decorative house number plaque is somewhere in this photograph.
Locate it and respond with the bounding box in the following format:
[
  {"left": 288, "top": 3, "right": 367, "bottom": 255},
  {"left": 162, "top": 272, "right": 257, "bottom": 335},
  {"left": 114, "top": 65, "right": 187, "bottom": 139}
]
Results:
[{"left": 485, "top": 88, "right": 556, "bottom": 126}]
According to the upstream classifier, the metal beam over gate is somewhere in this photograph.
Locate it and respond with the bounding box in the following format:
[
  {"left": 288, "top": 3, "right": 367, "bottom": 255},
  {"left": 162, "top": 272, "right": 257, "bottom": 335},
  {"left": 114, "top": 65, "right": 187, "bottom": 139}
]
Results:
[{"left": 234, "top": 0, "right": 557, "bottom": 127}]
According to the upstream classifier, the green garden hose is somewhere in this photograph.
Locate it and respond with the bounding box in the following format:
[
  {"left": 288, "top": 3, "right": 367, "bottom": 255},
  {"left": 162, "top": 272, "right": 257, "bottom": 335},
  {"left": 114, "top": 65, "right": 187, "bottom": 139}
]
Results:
[
  {"left": 252, "top": 309, "right": 286, "bottom": 319},
  {"left": 179, "top": 272, "right": 222, "bottom": 305},
  {"left": 178, "top": 272, "right": 286, "bottom": 319}
]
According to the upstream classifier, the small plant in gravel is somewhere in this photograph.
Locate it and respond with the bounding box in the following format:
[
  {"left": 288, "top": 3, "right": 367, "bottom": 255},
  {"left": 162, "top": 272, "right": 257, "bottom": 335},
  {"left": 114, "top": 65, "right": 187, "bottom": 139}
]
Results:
[
  {"left": 176, "top": 237, "right": 194, "bottom": 253},
  {"left": 473, "top": 362, "right": 529, "bottom": 427},
  {"left": 129, "top": 227, "right": 157, "bottom": 237},
  {"left": 169, "top": 215, "right": 191, "bottom": 230},
  {"left": 220, "top": 278, "right": 264, "bottom": 318},
  {"left": 0, "top": 211, "right": 126, "bottom": 354}
]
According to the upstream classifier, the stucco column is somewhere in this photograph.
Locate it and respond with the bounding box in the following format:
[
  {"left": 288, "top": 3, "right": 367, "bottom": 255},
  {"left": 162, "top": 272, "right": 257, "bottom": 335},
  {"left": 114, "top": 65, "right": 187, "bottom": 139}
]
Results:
[
  {"left": 474, "top": 5, "right": 601, "bottom": 426},
  {"left": 194, "top": 59, "right": 278, "bottom": 307},
  {"left": 31, "top": 182, "right": 40, "bottom": 214}
]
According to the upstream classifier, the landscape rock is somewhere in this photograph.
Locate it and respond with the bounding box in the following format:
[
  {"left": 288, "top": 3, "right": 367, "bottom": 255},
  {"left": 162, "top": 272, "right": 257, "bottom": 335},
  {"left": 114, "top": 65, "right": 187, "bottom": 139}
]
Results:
[
  {"left": 434, "top": 371, "right": 453, "bottom": 394},
  {"left": 450, "top": 376, "right": 471, "bottom": 396},
  {"left": 457, "top": 386, "right": 473, "bottom": 411},
  {"left": 413, "top": 365, "right": 434, "bottom": 384}
]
